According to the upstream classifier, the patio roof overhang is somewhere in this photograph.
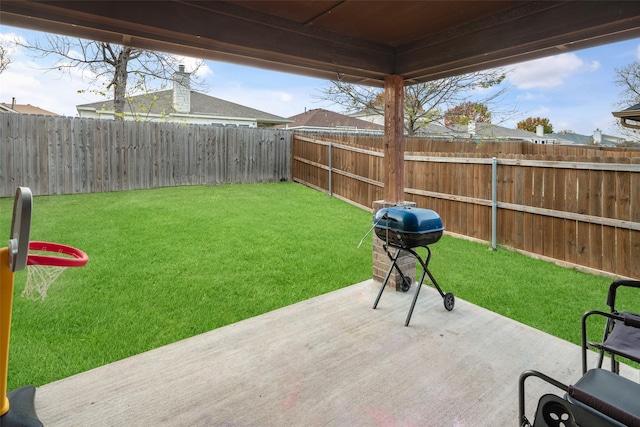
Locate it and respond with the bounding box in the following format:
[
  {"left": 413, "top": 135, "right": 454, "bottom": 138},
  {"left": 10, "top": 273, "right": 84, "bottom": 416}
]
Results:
[
  {"left": 613, "top": 103, "right": 640, "bottom": 130},
  {"left": 1, "top": 1, "right": 640, "bottom": 87}
]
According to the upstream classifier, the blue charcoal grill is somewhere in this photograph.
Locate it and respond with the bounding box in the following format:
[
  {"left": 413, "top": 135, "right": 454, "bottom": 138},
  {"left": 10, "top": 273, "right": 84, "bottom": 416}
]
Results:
[{"left": 372, "top": 206, "right": 454, "bottom": 326}]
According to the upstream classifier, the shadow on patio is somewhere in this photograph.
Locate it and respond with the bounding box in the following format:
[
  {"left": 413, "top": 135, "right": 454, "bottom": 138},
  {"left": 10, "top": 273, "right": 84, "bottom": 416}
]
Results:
[{"left": 34, "top": 279, "right": 637, "bottom": 426}]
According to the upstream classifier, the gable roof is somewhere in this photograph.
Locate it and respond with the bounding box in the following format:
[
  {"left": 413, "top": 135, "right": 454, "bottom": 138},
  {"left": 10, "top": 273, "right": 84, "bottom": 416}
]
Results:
[
  {"left": 77, "top": 90, "right": 290, "bottom": 126},
  {"left": 547, "top": 131, "right": 625, "bottom": 146},
  {"left": 0, "top": 103, "right": 59, "bottom": 116},
  {"left": 285, "top": 108, "right": 384, "bottom": 131}
]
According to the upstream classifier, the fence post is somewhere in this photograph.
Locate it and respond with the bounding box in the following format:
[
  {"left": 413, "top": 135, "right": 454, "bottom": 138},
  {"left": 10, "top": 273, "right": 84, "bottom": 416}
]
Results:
[
  {"left": 328, "top": 142, "right": 333, "bottom": 198},
  {"left": 491, "top": 156, "right": 497, "bottom": 250}
]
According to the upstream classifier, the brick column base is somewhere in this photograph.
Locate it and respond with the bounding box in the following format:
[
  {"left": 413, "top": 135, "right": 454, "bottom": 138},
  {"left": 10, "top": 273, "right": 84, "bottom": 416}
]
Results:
[{"left": 372, "top": 200, "right": 417, "bottom": 291}]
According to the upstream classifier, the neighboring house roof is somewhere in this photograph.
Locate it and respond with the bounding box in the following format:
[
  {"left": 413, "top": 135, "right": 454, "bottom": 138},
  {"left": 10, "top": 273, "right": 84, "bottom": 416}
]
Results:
[
  {"left": 284, "top": 108, "right": 384, "bottom": 132},
  {"left": 426, "top": 122, "right": 566, "bottom": 144},
  {"left": 547, "top": 132, "right": 593, "bottom": 145},
  {"left": 547, "top": 130, "right": 626, "bottom": 147},
  {"left": 0, "top": 103, "right": 59, "bottom": 116},
  {"left": 77, "top": 90, "right": 290, "bottom": 126}
]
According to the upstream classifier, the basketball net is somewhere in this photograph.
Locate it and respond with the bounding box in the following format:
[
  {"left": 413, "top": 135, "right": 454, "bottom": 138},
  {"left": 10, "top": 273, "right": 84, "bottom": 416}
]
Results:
[
  {"left": 20, "top": 242, "right": 89, "bottom": 301},
  {"left": 22, "top": 264, "right": 67, "bottom": 301}
]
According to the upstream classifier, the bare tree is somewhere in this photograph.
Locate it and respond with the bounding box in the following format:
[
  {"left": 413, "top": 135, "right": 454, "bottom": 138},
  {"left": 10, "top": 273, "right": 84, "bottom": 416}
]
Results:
[
  {"left": 20, "top": 34, "right": 206, "bottom": 120},
  {"left": 613, "top": 61, "right": 640, "bottom": 141},
  {"left": 614, "top": 61, "right": 640, "bottom": 105},
  {"left": 315, "top": 69, "right": 511, "bottom": 136},
  {"left": 0, "top": 43, "right": 11, "bottom": 74}
]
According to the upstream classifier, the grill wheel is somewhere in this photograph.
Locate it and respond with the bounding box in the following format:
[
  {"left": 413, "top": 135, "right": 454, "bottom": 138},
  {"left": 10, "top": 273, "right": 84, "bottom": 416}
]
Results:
[
  {"left": 401, "top": 276, "right": 411, "bottom": 292},
  {"left": 444, "top": 293, "right": 455, "bottom": 311}
]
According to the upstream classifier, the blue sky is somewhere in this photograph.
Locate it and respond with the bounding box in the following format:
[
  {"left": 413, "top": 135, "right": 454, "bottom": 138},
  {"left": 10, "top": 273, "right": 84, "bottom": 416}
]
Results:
[{"left": 1, "top": 24, "right": 638, "bottom": 137}]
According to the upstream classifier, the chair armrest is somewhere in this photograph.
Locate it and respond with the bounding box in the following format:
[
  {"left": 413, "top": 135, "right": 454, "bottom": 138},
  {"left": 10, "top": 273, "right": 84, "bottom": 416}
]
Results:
[
  {"left": 519, "top": 370, "right": 569, "bottom": 425},
  {"left": 607, "top": 280, "right": 640, "bottom": 310},
  {"left": 581, "top": 310, "right": 625, "bottom": 373},
  {"left": 624, "top": 313, "right": 640, "bottom": 328}
]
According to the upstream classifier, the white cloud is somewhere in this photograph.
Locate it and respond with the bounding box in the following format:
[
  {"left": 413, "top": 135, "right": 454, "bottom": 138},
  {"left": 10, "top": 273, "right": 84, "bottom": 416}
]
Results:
[
  {"left": 529, "top": 106, "right": 551, "bottom": 117},
  {"left": 170, "top": 55, "right": 212, "bottom": 78},
  {"left": 517, "top": 92, "right": 543, "bottom": 101},
  {"left": 508, "top": 53, "right": 599, "bottom": 89},
  {"left": 270, "top": 90, "right": 293, "bottom": 104},
  {"left": 0, "top": 31, "right": 26, "bottom": 56},
  {"left": 0, "top": 56, "right": 105, "bottom": 116}
]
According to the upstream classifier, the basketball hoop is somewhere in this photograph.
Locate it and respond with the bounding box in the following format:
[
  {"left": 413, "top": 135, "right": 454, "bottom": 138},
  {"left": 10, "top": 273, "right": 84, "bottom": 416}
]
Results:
[{"left": 23, "top": 241, "right": 88, "bottom": 301}]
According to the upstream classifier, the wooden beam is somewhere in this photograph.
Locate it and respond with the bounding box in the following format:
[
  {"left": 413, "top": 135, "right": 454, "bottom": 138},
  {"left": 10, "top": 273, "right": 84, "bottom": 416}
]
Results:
[
  {"left": 0, "top": 1, "right": 393, "bottom": 85},
  {"left": 383, "top": 75, "right": 404, "bottom": 203},
  {"left": 397, "top": 1, "right": 640, "bottom": 82}
]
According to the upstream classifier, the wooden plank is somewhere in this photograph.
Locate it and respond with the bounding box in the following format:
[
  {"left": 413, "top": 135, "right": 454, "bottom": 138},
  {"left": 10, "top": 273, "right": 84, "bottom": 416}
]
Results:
[
  {"left": 551, "top": 156, "right": 565, "bottom": 262},
  {"left": 588, "top": 158, "right": 603, "bottom": 271},
  {"left": 501, "top": 162, "right": 515, "bottom": 248},
  {"left": 0, "top": 114, "right": 9, "bottom": 196},
  {"left": 564, "top": 156, "right": 578, "bottom": 265},
  {"left": 480, "top": 160, "right": 492, "bottom": 242},
  {"left": 512, "top": 155, "right": 525, "bottom": 250},
  {"left": 531, "top": 155, "right": 544, "bottom": 256},
  {"left": 457, "top": 159, "right": 468, "bottom": 236},
  {"left": 575, "top": 156, "right": 590, "bottom": 266},
  {"left": 522, "top": 155, "right": 534, "bottom": 253},
  {"left": 39, "top": 116, "right": 47, "bottom": 192},
  {"left": 615, "top": 157, "right": 631, "bottom": 277},
  {"left": 631, "top": 157, "right": 640, "bottom": 278},
  {"left": 405, "top": 155, "right": 640, "bottom": 172},
  {"left": 601, "top": 157, "right": 617, "bottom": 274}
]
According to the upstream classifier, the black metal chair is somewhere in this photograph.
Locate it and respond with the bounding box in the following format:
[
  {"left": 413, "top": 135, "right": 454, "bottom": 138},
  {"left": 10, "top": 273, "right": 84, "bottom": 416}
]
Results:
[
  {"left": 519, "top": 369, "right": 640, "bottom": 427},
  {"left": 581, "top": 279, "right": 640, "bottom": 375}
]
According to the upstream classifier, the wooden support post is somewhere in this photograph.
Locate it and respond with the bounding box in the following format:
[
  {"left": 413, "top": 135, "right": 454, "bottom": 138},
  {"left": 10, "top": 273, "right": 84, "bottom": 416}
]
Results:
[
  {"left": 372, "top": 75, "right": 415, "bottom": 293},
  {"left": 383, "top": 74, "right": 405, "bottom": 203}
]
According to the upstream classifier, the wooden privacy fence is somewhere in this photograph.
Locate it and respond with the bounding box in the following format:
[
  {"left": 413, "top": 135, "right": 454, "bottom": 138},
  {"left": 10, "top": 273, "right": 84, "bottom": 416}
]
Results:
[
  {"left": 292, "top": 133, "right": 640, "bottom": 279},
  {"left": 0, "top": 114, "right": 291, "bottom": 197}
]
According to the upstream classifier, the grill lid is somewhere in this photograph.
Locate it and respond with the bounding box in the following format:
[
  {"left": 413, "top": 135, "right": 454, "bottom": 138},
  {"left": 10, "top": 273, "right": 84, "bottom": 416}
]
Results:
[{"left": 373, "top": 206, "right": 443, "bottom": 235}]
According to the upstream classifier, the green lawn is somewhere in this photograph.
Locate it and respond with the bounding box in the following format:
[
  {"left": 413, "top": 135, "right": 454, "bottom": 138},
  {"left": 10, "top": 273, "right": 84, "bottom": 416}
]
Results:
[{"left": 0, "top": 183, "right": 629, "bottom": 390}]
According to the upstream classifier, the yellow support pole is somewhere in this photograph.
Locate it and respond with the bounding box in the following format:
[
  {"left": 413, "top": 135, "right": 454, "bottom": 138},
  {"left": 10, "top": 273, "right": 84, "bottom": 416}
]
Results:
[{"left": 0, "top": 247, "right": 14, "bottom": 415}]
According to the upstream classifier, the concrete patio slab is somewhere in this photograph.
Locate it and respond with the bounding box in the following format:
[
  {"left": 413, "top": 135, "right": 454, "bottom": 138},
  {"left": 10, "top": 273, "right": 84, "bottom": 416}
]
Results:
[{"left": 32, "top": 279, "right": 637, "bottom": 426}]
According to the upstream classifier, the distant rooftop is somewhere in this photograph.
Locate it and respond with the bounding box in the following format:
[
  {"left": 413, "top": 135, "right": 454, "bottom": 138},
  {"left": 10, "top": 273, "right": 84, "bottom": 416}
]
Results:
[
  {"left": 284, "top": 108, "right": 384, "bottom": 132},
  {"left": 0, "top": 103, "right": 59, "bottom": 116},
  {"left": 77, "top": 90, "right": 289, "bottom": 126}
]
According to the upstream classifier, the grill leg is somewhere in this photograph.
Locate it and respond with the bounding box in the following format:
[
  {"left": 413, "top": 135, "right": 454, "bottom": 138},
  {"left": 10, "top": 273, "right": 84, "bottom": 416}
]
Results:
[
  {"left": 374, "top": 243, "right": 454, "bottom": 325},
  {"left": 416, "top": 246, "right": 445, "bottom": 298},
  {"left": 372, "top": 246, "right": 400, "bottom": 309},
  {"left": 405, "top": 268, "right": 428, "bottom": 326}
]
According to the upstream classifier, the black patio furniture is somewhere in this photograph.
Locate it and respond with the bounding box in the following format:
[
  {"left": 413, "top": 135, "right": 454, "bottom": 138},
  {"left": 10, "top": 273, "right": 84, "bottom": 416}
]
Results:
[{"left": 581, "top": 279, "right": 640, "bottom": 375}]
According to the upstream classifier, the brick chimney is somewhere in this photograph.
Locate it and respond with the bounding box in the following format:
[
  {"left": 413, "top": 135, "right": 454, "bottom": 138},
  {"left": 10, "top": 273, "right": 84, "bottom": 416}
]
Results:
[{"left": 173, "top": 65, "right": 191, "bottom": 113}]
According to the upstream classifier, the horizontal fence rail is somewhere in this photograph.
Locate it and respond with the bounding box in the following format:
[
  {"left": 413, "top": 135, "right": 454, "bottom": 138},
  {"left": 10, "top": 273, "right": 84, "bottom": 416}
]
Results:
[
  {"left": 292, "top": 133, "right": 640, "bottom": 280},
  {"left": 0, "top": 114, "right": 291, "bottom": 197}
]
